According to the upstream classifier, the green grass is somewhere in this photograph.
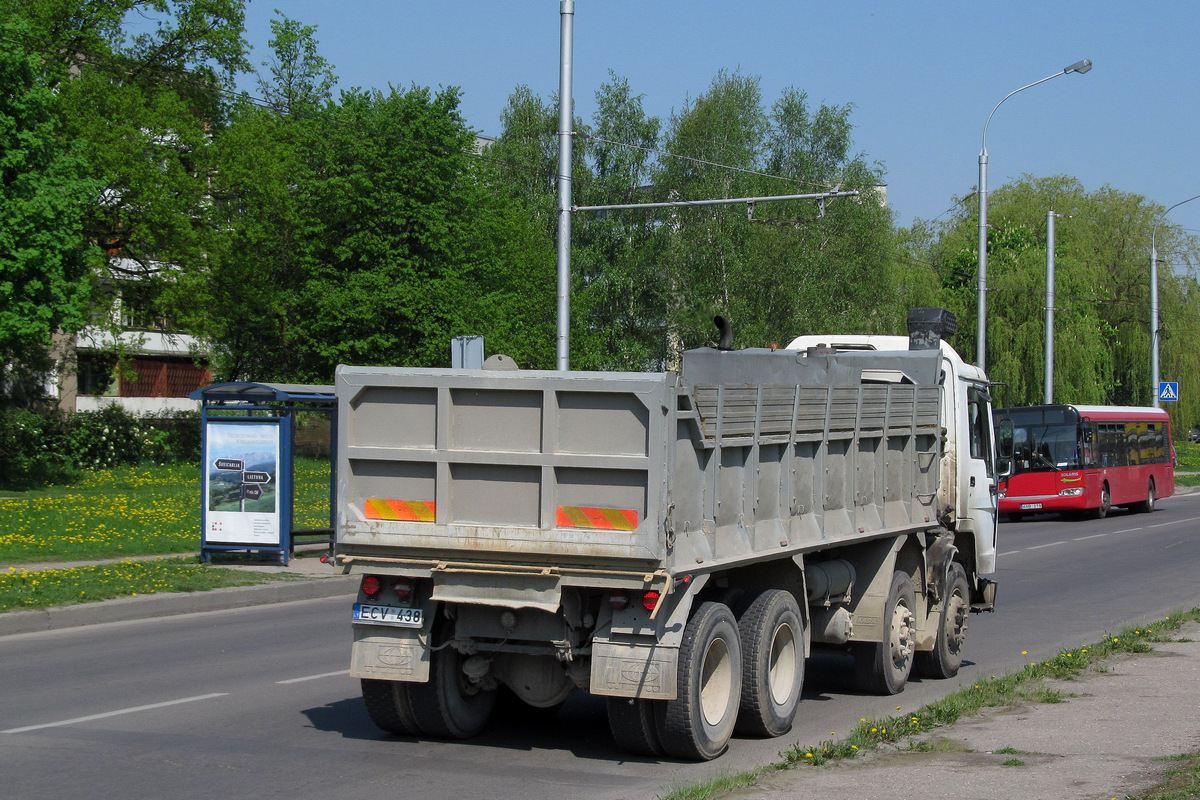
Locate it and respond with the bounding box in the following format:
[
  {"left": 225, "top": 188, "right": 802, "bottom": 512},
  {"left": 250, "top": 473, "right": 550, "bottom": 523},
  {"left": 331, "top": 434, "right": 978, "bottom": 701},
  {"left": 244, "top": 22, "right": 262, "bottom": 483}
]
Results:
[
  {"left": 0, "top": 458, "right": 332, "bottom": 564},
  {"left": 658, "top": 609, "right": 1200, "bottom": 800},
  {"left": 1174, "top": 440, "right": 1200, "bottom": 471},
  {"left": 0, "top": 557, "right": 303, "bottom": 612}
]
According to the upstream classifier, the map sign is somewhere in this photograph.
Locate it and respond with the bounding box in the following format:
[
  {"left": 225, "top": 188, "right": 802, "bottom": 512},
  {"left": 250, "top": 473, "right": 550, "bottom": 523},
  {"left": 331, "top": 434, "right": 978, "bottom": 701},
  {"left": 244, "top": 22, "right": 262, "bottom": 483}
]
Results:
[{"left": 203, "top": 421, "right": 281, "bottom": 545}]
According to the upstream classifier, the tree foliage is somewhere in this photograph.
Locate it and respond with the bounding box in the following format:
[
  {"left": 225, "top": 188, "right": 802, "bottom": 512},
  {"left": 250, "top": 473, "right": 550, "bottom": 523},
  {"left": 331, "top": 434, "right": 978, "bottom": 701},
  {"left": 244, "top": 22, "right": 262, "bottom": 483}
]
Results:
[
  {"left": 0, "top": 19, "right": 99, "bottom": 404},
  {"left": 925, "top": 175, "right": 1200, "bottom": 430}
]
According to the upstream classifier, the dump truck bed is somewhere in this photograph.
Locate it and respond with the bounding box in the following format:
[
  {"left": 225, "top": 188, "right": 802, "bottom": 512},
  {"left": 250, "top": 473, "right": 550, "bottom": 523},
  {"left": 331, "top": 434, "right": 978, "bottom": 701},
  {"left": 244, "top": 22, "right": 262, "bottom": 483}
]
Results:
[{"left": 336, "top": 347, "right": 944, "bottom": 579}]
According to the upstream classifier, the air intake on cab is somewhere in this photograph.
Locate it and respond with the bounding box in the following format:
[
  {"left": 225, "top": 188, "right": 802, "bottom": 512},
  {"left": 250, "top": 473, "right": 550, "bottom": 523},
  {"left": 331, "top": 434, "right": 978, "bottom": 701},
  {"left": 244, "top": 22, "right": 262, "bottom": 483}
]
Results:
[{"left": 907, "top": 307, "right": 957, "bottom": 351}]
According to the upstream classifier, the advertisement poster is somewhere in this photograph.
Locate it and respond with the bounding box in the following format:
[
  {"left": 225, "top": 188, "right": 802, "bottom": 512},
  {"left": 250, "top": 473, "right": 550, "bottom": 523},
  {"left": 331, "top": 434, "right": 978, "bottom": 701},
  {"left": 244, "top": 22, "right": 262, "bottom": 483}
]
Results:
[{"left": 203, "top": 421, "right": 281, "bottom": 545}]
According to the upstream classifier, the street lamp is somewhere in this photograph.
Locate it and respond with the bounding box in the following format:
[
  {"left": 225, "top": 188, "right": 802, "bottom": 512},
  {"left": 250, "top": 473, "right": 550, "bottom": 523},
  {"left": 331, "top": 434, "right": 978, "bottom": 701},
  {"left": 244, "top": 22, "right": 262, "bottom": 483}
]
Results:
[
  {"left": 1150, "top": 193, "right": 1200, "bottom": 407},
  {"left": 1045, "top": 210, "right": 1067, "bottom": 404},
  {"left": 976, "top": 59, "right": 1092, "bottom": 370}
]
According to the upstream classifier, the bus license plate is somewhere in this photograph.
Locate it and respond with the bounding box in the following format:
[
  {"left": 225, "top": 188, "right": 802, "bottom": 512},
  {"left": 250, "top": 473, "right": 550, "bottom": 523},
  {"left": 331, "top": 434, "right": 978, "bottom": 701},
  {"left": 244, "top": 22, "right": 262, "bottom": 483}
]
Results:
[
  {"left": 1020, "top": 503, "right": 1043, "bottom": 510},
  {"left": 353, "top": 603, "right": 423, "bottom": 628}
]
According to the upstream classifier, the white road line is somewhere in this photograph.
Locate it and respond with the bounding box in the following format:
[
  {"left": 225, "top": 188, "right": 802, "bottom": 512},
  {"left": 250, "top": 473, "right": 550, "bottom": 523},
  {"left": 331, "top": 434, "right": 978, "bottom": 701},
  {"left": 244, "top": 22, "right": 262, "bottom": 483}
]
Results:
[
  {"left": 1073, "top": 533, "right": 1108, "bottom": 541},
  {"left": 1150, "top": 520, "right": 1181, "bottom": 529},
  {"left": 276, "top": 670, "right": 350, "bottom": 685},
  {"left": 1113, "top": 528, "right": 1143, "bottom": 534},
  {"left": 1, "top": 693, "right": 228, "bottom": 734},
  {"left": 1026, "top": 541, "right": 1067, "bottom": 550}
]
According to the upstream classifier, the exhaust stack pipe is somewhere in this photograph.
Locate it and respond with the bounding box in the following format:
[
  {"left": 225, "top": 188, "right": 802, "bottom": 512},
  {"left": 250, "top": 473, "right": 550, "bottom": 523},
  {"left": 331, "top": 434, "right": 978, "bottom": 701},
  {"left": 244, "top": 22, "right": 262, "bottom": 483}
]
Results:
[
  {"left": 714, "top": 316, "right": 734, "bottom": 350},
  {"left": 907, "top": 307, "right": 957, "bottom": 351}
]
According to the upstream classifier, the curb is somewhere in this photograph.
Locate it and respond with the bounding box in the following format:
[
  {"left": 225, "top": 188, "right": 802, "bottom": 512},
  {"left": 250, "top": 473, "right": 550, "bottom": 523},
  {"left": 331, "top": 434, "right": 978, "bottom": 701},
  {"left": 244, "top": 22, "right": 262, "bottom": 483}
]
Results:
[{"left": 0, "top": 574, "right": 357, "bottom": 637}]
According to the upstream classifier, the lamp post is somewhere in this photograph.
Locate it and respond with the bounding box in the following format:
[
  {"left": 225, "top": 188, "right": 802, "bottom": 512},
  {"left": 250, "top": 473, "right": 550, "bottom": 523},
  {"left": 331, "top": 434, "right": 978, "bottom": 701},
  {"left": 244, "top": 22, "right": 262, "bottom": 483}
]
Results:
[
  {"left": 1150, "top": 193, "right": 1200, "bottom": 407},
  {"left": 1045, "top": 210, "right": 1064, "bottom": 404},
  {"left": 976, "top": 59, "right": 1092, "bottom": 370}
]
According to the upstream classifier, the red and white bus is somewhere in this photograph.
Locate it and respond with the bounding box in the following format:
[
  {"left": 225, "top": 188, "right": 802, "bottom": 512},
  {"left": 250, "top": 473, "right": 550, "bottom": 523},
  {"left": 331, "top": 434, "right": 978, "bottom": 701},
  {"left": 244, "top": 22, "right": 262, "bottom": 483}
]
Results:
[{"left": 994, "top": 404, "right": 1174, "bottom": 521}]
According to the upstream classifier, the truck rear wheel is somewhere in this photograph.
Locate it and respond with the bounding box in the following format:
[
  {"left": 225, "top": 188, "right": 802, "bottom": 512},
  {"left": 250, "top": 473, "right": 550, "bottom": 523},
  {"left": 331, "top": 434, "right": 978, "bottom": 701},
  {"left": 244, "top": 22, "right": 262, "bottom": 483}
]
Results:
[
  {"left": 407, "top": 644, "right": 497, "bottom": 739},
  {"left": 735, "top": 589, "right": 804, "bottom": 737},
  {"left": 655, "top": 602, "right": 742, "bottom": 760},
  {"left": 606, "top": 697, "right": 664, "bottom": 757},
  {"left": 853, "top": 571, "right": 916, "bottom": 695},
  {"left": 915, "top": 563, "right": 970, "bottom": 679},
  {"left": 361, "top": 678, "right": 421, "bottom": 736}
]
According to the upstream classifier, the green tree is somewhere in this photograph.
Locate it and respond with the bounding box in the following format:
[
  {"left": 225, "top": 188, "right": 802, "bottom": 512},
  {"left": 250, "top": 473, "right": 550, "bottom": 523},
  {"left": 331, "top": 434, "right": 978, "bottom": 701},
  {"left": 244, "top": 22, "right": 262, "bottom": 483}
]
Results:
[
  {"left": 0, "top": 20, "right": 100, "bottom": 405},
  {"left": 4, "top": 0, "right": 250, "bottom": 339},
  {"left": 930, "top": 175, "right": 1200, "bottom": 432},
  {"left": 255, "top": 11, "right": 336, "bottom": 117}
]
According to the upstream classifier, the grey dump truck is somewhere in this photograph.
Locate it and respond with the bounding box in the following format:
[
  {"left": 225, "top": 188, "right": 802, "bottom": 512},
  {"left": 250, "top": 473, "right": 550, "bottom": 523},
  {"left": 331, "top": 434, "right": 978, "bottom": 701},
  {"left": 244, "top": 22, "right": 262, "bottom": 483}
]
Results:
[{"left": 334, "top": 308, "right": 998, "bottom": 760}]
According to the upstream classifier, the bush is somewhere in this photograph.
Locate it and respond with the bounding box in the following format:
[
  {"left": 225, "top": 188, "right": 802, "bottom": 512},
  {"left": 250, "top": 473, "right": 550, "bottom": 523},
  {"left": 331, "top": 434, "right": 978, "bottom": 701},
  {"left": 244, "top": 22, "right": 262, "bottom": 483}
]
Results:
[
  {"left": 0, "top": 409, "right": 78, "bottom": 488},
  {"left": 0, "top": 406, "right": 202, "bottom": 489}
]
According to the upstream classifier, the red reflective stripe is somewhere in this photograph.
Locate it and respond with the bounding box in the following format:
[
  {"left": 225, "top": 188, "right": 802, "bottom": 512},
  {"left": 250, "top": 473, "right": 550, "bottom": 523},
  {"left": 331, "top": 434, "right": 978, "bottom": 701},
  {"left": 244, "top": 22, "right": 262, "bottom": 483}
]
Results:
[
  {"left": 556, "top": 506, "right": 638, "bottom": 530},
  {"left": 365, "top": 499, "right": 435, "bottom": 522}
]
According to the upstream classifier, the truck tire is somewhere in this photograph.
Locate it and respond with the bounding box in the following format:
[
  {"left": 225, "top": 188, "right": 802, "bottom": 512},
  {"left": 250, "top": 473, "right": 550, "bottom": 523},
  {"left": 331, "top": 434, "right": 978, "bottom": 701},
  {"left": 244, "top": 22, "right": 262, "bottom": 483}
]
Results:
[
  {"left": 407, "top": 645, "right": 497, "bottom": 739},
  {"left": 654, "top": 602, "right": 742, "bottom": 760},
  {"left": 735, "top": 589, "right": 804, "bottom": 738},
  {"left": 853, "top": 571, "right": 916, "bottom": 695},
  {"left": 361, "top": 678, "right": 422, "bottom": 736},
  {"left": 915, "top": 563, "right": 970, "bottom": 679},
  {"left": 606, "top": 697, "right": 664, "bottom": 757}
]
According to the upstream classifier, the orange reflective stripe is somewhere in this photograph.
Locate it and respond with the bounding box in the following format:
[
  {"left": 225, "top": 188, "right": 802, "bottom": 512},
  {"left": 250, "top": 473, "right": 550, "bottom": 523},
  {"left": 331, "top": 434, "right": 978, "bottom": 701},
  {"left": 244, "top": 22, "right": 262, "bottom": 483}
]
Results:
[
  {"left": 365, "top": 498, "right": 436, "bottom": 522},
  {"left": 556, "top": 506, "right": 638, "bottom": 530}
]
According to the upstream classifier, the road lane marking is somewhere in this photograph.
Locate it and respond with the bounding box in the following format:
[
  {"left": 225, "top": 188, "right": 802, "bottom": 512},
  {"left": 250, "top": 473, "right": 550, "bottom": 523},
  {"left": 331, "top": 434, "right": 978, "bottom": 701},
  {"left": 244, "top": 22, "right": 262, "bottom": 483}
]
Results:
[
  {"left": 1025, "top": 541, "right": 1067, "bottom": 550},
  {"left": 1113, "top": 528, "right": 1143, "bottom": 534},
  {"left": 1073, "top": 534, "right": 1108, "bottom": 541},
  {"left": 1, "top": 693, "right": 228, "bottom": 734},
  {"left": 276, "top": 670, "right": 350, "bottom": 684},
  {"left": 1150, "top": 520, "right": 1186, "bottom": 529}
]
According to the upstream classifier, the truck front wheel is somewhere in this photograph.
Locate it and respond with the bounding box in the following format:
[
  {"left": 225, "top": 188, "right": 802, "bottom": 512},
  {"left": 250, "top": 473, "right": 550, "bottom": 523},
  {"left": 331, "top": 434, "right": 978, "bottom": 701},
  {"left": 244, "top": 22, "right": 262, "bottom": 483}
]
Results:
[
  {"left": 736, "top": 589, "right": 804, "bottom": 737},
  {"left": 655, "top": 602, "right": 742, "bottom": 760},
  {"left": 853, "top": 571, "right": 916, "bottom": 695},
  {"left": 915, "top": 562, "right": 970, "bottom": 679}
]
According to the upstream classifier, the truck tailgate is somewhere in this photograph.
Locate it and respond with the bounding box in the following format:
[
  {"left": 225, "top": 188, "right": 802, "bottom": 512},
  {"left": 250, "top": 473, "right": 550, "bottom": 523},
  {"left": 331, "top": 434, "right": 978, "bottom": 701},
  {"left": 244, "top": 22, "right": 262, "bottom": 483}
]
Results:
[{"left": 336, "top": 366, "right": 671, "bottom": 565}]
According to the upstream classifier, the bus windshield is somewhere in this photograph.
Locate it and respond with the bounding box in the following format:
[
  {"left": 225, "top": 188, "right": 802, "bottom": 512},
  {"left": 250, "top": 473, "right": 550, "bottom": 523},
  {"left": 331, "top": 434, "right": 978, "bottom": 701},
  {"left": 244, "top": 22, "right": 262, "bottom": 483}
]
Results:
[{"left": 1010, "top": 422, "right": 1081, "bottom": 472}]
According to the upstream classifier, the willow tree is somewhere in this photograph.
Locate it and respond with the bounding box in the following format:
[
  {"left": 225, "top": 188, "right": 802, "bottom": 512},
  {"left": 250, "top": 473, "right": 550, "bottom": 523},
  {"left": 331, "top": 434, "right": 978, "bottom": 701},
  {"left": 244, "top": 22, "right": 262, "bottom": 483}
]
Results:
[{"left": 931, "top": 175, "right": 1200, "bottom": 431}]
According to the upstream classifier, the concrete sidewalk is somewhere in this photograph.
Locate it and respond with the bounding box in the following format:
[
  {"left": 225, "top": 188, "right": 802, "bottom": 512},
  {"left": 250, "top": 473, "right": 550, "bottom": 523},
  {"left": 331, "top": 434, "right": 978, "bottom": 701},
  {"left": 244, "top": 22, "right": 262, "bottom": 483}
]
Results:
[{"left": 727, "top": 623, "right": 1200, "bottom": 800}]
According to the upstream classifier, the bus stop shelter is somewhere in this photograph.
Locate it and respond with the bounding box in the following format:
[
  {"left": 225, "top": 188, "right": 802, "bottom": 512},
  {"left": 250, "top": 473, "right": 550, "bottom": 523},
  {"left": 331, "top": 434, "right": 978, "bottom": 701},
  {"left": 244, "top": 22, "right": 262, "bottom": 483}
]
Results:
[{"left": 189, "top": 382, "right": 336, "bottom": 565}]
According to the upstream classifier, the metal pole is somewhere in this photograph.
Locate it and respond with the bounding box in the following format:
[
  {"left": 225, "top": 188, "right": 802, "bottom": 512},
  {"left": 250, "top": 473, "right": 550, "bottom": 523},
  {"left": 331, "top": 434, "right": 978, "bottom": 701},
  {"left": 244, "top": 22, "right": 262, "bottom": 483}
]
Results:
[
  {"left": 555, "top": 0, "right": 574, "bottom": 371},
  {"left": 1151, "top": 228, "right": 1160, "bottom": 408},
  {"left": 1045, "top": 210, "right": 1056, "bottom": 404},
  {"left": 976, "top": 149, "right": 988, "bottom": 368},
  {"left": 1150, "top": 193, "right": 1200, "bottom": 408},
  {"left": 975, "top": 59, "right": 1092, "bottom": 371}
]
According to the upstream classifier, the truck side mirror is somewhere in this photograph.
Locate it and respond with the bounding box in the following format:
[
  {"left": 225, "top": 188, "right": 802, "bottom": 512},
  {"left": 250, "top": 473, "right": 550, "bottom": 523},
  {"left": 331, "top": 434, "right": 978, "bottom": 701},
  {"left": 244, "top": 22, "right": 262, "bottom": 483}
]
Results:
[{"left": 997, "top": 419, "right": 1014, "bottom": 459}]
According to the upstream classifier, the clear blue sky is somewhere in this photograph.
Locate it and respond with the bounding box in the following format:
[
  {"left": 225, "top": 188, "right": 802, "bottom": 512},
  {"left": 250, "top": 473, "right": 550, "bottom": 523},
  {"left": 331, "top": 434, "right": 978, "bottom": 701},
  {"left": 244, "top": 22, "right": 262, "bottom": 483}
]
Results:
[{"left": 235, "top": 1, "right": 1200, "bottom": 236}]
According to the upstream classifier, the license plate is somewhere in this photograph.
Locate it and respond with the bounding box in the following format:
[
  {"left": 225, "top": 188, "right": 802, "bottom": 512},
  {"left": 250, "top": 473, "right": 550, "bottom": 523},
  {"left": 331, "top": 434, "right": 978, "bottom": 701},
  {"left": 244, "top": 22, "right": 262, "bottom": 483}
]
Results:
[
  {"left": 1020, "top": 503, "right": 1043, "bottom": 510},
  {"left": 353, "top": 603, "right": 424, "bottom": 628}
]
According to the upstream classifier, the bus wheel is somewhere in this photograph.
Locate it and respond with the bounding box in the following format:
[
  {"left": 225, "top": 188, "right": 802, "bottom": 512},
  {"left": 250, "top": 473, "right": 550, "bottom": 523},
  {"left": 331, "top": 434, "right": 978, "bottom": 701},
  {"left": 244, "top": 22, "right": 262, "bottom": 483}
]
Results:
[
  {"left": 1092, "top": 483, "right": 1111, "bottom": 519},
  {"left": 915, "top": 563, "right": 970, "bottom": 680},
  {"left": 853, "top": 571, "right": 916, "bottom": 695},
  {"left": 735, "top": 589, "right": 804, "bottom": 738},
  {"left": 1135, "top": 479, "right": 1157, "bottom": 513},
  {"left": 655, "top": 602, "right": 742, "bottom": 760}
]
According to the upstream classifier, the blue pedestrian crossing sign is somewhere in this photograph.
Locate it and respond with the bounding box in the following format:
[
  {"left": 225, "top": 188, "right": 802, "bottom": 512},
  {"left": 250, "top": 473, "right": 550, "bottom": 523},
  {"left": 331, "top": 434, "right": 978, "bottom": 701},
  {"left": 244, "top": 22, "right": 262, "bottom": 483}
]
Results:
[{"left": 1159, "top": 381, "right": 1180, "bottom": 402}]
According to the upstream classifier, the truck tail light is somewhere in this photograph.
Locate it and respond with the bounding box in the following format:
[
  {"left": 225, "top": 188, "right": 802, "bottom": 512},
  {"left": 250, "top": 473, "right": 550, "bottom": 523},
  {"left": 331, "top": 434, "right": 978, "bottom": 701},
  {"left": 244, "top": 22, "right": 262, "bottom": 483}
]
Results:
[
  {"left": 641, "top": 590, "right": 661, "bottom": 612},
  {"left": 391, "top": 578, "right": 413, "bottom": 601},
  {"left": 608, "top": 591, "right": 629, "bottom": 611},
  {"left": 361, "top": 575, "right": 381, "bottom": 599}
]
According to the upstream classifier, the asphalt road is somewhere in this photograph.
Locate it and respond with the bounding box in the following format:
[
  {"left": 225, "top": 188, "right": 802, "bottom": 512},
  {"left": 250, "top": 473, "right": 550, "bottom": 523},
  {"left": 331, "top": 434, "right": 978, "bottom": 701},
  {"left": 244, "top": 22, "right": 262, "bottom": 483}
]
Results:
[{"left": 3, "top": 493, "right": 1199, "bottom": 800}]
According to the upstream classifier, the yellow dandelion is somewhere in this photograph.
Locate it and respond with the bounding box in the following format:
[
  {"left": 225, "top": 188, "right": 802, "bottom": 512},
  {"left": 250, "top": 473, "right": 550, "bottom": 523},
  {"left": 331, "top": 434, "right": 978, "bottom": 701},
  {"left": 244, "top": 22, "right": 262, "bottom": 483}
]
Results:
[{"left": 805, "top": 753, "right": 813, "bottom": 758}]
